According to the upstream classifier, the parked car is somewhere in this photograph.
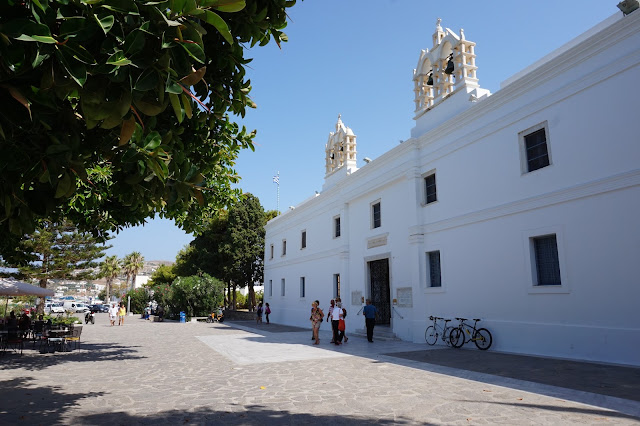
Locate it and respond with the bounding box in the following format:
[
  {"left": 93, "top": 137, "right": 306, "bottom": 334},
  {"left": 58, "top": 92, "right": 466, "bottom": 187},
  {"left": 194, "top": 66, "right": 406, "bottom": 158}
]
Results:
[
  {"left": 74, "top": 303, "right": 91, "bottom": 313},
  {"left": 45, "top": 302, "right": 65, "bottom": 314},
  {"left": 62, "top": 301, "right": 90, "bottom": 313},
  {"left": 89, "top": 304, "right": 108, "bottom": 313}
]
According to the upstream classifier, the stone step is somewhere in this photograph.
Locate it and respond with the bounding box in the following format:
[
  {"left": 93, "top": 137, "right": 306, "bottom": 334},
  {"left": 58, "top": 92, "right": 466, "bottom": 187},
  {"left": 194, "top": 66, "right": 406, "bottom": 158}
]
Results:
[{"left": 351, "top": 327, "right": 400, "bottom": 341}]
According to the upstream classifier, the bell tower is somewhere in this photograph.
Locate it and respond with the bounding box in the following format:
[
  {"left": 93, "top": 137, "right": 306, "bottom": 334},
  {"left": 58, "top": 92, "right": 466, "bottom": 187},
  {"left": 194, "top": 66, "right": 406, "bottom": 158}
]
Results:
[
  {"left": 323, "top": 114, "right": 358, "bottom": 191},
  {"left": 411, "top": 19, "right": 491, "bottom": 137}
]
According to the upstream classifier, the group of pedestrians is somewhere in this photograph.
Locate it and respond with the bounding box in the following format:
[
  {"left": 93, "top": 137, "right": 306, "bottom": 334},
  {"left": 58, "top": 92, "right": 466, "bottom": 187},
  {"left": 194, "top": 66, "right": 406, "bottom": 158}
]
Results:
[
  {"left": 108, "top": 302, "right": 126, "bottom": 326},
  {"left": 309, "top": 298, "right": 378, "bottom": 344},
  {"left": 255, "top": 302, "right": 271, "bottom": 324}
]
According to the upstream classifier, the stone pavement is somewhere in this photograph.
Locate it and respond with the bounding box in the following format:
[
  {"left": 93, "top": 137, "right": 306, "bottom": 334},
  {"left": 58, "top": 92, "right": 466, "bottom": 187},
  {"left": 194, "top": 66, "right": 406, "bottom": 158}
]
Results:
[{"left": 0, "top": 315, "right": 638, "bottom": 425}]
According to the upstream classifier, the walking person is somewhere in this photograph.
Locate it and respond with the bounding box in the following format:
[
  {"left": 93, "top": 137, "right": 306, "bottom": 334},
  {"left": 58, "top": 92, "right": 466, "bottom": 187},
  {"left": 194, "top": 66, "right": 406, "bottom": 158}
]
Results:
[
  {"left": 363, "top": 299, "right": 377, "bottom": 342},
  {"left": 265, "top": 303, "right": 271, "bottom": 324},
  {"left": 310, "top": 300, "right": 324, "bottom": 345},
  {"left": 108, "top": 303, "right": 118, "bottom": 326},
  {"left": 256, "top": 302, "right": 263, "bottom": 324},
  {"left": 118, "top": 302, "right": 126, "bottom": 326},
  {"left": 331, "top": 299, "right": 345, "bottom": 345},
  {"left": 326, "top": 299, "right": 336, "bottom": 343}
]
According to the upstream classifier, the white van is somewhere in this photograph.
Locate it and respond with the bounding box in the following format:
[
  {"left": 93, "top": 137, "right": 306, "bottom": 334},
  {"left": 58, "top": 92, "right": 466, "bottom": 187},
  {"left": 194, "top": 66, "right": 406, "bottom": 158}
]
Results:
[
  {"left": 62, "top": 301, "right": 90, "bottom": 313},
  {"left": 45, "top": 302, "right": 64, "bottom": 314}
]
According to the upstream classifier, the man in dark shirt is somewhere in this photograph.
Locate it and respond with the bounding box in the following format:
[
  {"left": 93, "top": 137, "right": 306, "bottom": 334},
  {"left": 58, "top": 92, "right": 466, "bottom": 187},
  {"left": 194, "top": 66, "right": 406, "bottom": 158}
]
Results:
[{"left": 363, "top": 299, "right": 377, "bottom": 342}]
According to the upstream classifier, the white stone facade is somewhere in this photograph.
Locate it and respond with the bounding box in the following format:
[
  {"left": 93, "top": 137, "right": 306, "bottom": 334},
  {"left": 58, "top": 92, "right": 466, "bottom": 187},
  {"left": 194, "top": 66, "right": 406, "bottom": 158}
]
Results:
[{"left": 264, "top": 13, "right": 640, "bottom": 366}]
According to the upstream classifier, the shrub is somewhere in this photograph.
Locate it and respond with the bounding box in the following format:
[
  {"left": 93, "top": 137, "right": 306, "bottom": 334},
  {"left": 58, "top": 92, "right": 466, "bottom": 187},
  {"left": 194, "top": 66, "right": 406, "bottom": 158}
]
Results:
[{"left": 164, "top": 274, "right": 224, "bottom": 319}]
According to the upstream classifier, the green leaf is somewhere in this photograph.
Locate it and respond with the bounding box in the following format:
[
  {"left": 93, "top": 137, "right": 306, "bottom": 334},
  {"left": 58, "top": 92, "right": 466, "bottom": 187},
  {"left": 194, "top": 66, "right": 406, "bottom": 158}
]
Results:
[
  {"left": 124, "top": 30, "right": 145, "bottom": 55},
  {"left": 178, "top": 41, "right": 206, "bottom": 63},
  {"left": 96, "top": 14, "right": 115, "bottom": 35},
  {"left": 202, "top": 10, "right": 233, "bottom": 44},
  {"left": 181, "top": 93, "right": 192, "bottom": 119},
  {"left": 3, "top": 19, "right": 57, "bottom": 44},
  {"left": 55, "top": 173, "right": 71, "bottom": 198},
  {"left": 165, "top": 78, "right": 183, "bottom": 94},
  {"left": 59, "top": 42, "right": 96, "bottom": 65},
  {"left": 134, "top": 69, "right": 159, "bottom": 91},
  {"left": 169, "top": 93, "right": 183, "bottom": 123},
  {"left": 106, "top": 51, "right": 132, "bottom": 66},
  {"left": 100, "top": 0, "right": 140, "bottom": 14},
  {"left": 171, "top": 0, "right": 187, "bottom": 13},
  {"left": 199, "top": 0, "right": 245, "bottom": 12},
  {"left": 143, "top": 131, "right": 162, "bottom": 151},
  {"left": 55, "top": 49, "right": 87, "bottom": 86}
]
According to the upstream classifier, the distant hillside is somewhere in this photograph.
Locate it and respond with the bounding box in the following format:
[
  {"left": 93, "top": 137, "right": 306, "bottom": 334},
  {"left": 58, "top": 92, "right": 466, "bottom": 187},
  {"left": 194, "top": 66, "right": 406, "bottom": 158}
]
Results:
[{"left": 141, "top": 260, "right": 174, "bottom": 275}]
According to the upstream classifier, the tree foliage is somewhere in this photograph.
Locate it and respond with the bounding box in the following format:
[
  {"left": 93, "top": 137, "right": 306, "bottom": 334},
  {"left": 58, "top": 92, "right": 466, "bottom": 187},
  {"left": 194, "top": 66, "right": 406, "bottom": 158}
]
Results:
[
  {"left": 223, "top": 193, "right": 265, "bottom": 309},
  {"left": 121, "top": 251, "right": 144, "bottom": 290},
  {"left": 98, "top": 254, "right": 120, "bottom": 303},
  {"left": 0, "top": 0, "right": 298, "bottom": 252},
  {"left": 163, "top": 273, "right": 224, "bottom": 318},
  {"left": 124, "top": 287, "right": 151, "bottom": 313},
  {"left": 7, "top": 219, "right": 109, "bottom": 312}
]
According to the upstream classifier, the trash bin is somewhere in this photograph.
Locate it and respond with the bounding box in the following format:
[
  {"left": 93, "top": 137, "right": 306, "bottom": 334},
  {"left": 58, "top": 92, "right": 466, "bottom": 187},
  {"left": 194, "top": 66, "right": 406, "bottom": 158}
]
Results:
[{"left": 179, "top": 311, "right": 186, "bottom": 323}]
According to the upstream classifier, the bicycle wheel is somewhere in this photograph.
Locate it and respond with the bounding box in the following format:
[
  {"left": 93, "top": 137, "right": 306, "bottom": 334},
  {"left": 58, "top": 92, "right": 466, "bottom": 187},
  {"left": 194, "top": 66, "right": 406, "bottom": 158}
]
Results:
[
  {"left": 425, "top": 326, "right": 438, "bottom": 345},
  {"left": 473, "top": 328, "right": 492, "bottom": 350},
  {"left": 442, "top": 326, "right": 453, "bottom": 347},
  {"left": 449, "top": 327, "right": 465, "bottom": 348}
]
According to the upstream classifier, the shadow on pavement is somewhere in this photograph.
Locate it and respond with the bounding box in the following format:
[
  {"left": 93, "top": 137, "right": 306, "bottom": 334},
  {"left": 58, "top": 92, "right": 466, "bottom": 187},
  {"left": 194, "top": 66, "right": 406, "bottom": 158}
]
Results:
[
  {"left": 0, "top": 377, "right": 105, "bottom": 424},
  {"left": 226, "top": 320, "right": 309, "bottom": 333},
  {"left": 0, "top": 342, "right": 145, "bottom": 372},
  {"left": 75, "top": 405, "right": 417, "bottom": 425},
  {"left": 385, "top": 349, "right": 640, "bottom": 403}
]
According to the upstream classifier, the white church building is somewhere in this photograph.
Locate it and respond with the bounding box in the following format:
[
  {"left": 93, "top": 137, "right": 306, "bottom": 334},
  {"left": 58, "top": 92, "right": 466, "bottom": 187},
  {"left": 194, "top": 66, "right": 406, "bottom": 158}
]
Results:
[{"left": 263, "top": 10, "right": 640, "bottom": 366}]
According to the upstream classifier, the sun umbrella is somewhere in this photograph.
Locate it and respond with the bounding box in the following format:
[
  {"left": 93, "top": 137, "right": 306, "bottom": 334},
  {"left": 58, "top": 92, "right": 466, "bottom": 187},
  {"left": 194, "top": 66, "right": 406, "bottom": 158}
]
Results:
[{"left": 0, "top": 278, "right": 54, "bottom": 316}]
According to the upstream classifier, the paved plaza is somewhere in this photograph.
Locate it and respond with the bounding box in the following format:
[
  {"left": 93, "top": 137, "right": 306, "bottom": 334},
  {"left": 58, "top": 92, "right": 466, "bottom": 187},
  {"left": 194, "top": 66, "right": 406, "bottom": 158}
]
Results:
[{"left": 1, "top": 314, "right": 639, "bottom": 425}]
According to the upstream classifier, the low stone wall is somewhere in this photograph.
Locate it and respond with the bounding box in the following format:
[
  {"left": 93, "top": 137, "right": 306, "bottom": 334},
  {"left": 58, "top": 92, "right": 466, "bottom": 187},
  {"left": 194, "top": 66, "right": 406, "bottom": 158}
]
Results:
[{"left": 222, "top": 310, "right": 255, "bottom": 321}]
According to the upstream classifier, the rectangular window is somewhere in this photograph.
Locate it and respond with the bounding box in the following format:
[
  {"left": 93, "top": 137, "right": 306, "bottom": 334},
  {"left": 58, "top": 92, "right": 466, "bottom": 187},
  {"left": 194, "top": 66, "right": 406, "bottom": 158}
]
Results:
[
  {"left": 427, "top": 250, "right": 441, "bottom": 287},
  {"left": 521, "top": 125, "right": 551, "bottom": 173},
  {"left": 301, "top": 230, "right": 306, "bottom": 249},
  {"left": 300, "top": 277, "right": 306, "bottom": 298},
  {"left": 269, "top": 280, "right": 272, "bottom": 297},
  {"left": 425, "top": 173, "right": 437, "bottom": 204},
  {"left": 333, "top": 274, "right": 340, "bottom": 298},
  {"left": 281, "top": 278, "right": 286, "bottom": 296},
  {"left": 334, "top": 216, "right": 341, "bottom": 238},
  {"left": 533, "top": 234, "right": 561, "bottom": 285},
  {"left": 270, "top": 244, "right": 274, "bottom": 259},
  {"left": 372, "top": 201, "right": 381, "bottom": 229},
  {"left": 282, "top": 240, "right": 287, "bottom": 256}
]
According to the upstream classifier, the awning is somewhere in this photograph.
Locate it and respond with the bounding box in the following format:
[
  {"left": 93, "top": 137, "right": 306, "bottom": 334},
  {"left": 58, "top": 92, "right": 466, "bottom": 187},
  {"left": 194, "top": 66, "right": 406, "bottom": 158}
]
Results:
[{"left": 0, "top": 278, "right": 55, "bottom": 297}]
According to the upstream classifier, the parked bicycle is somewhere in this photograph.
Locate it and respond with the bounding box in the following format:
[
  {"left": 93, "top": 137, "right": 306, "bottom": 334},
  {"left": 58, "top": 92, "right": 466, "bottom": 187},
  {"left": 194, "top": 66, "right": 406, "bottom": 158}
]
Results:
[
  {"left": 424, "top": 316, "right": 454, "bottom": 346},
  {"left": 449, "top": 317, "right": 492, "bottom": 350}
]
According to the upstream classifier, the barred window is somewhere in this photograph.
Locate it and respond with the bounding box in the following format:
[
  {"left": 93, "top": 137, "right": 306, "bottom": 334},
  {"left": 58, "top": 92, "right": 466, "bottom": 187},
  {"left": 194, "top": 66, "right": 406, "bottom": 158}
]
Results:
[
  {"left": 372, "top": 202, "right": 381, "bottom": 229},
  {"left": 300, "top": 277, "right": 305, "bottom": 298},
  {"left": 301, "top": 231, "right": 307, "bottom": 249},
  {"left": 334, "top": 217, "right": 341, "bottom": 238},
  {"left": 524, "top": 128, "right": 550, "bottom": 172},
  {"left": 427, "top": 251, "right": 441, "bottom": 287},
  {"left": 425, "top": 174, "right": 437, "bottom": 204},
  {"left": 533, "top": 235, "right": 561, "bottom": 285}
]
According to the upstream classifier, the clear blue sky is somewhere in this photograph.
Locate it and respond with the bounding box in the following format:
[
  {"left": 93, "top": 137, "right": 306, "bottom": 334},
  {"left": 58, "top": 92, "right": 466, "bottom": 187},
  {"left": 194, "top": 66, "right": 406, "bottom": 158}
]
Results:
[{"left": 106, "top": 0, "right": 618, "bottom": 261}]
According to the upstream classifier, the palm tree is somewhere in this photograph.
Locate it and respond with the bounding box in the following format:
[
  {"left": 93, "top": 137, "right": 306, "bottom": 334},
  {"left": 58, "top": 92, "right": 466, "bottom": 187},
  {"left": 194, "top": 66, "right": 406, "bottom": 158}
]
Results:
[
  {"left": 122, "top": 252, "right": 145, "bottom": 291},
  {"left": 99, "top": 255, "right": 121, "bottom": 304}
]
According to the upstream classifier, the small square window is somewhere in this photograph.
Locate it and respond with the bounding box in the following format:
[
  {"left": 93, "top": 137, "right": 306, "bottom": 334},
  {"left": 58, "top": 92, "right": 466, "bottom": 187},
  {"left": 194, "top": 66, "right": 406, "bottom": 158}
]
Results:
[
  {"left": 372, "top": 202, "right": 381, "bottom": 229},
  {"left": 281, "top": 278, "right": 285, "bottom": 297},
  {"left": 427, "top": 250, "right": 441, "bottom": 287},
  {"left": 301, "top": 230, "right": 307, "bottom": 249},
  {"left": 334, "top": 216, "right": 341, "bottom": 238},
  {"left": 300, "top": 277, "right": 306, "bottom": 298},
  {"left": 282, "top": 240, "right": 287, "bottom": 256},
  {"left": 425, "top": 173, "right": 437, "bottom": 204},
  {"left": 520, "top": 123, "right": 551, "bottom": 173},
  {"left": 532, "top": 234, "right": 561, "bottom": 286}
]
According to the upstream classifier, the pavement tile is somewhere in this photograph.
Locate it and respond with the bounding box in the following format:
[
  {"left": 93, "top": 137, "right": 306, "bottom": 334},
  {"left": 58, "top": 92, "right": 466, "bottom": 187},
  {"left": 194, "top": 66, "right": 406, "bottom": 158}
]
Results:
[{"left": 0, "top": 315, "right": 637, "bottom": 425}]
